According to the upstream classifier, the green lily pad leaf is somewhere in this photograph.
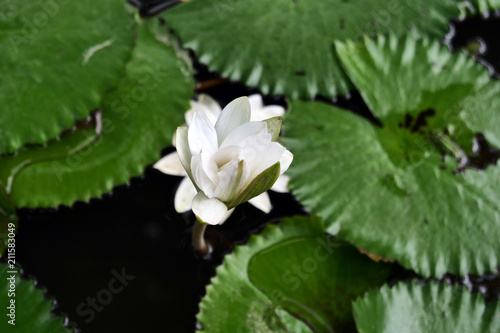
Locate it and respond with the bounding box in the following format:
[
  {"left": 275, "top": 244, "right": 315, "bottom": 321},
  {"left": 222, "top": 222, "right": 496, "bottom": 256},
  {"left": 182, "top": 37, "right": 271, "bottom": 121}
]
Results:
[
  {"left": 282, "top": 36, "right": 500, "bottom": 277},
  {"left": 162, "top": 0, "right": 463, "bottom": 99},
  {"left": 0, "top": 263, "right": 71, "bottom": 332},
  {"left": 0, "top": 120, "right": 98, "bottom": 214},
  {"left": 0, "top": 0, "right": 135, "bottom": 155},
  {"left": 471, "top": 0, "right": 500, "bottom": 12},
  {"left": 353, "top": 282, "right": 500, "bottom": 333},
  {"left": 335, "top": 35, "right": 499, "bottom": 148},
  {"left": 6, "top": 20, "right": 194, "bottom": 208},
  {"left": 198, "top": 216, "right": 393, "bottom": 333}
]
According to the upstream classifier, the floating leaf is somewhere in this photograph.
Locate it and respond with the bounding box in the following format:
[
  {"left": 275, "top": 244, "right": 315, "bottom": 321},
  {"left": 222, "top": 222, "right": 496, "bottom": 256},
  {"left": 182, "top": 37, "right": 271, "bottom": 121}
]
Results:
[
  {"left": 162, "top": 0, "right": 462, "bottom": 98},
  {"left": 353, "top": 282, "right": 500, "bottom": 333},
  {"left": 197, "top": 216, "right": 393, "bottom": 333},
  {"left": 0, "top": 264, "right": 71, "bottom": 332},
  {"left": 471, "top": 0, "right": 500, "bottom": 12},
  {"left": 282, "top": 36, "right": 500, "bottom": 277},
  {"left": 0, "top": 121, "right": 98, "bottom": 213},
  {"left": 0, "top": 0, "right": 135, "bottom": 155},
  {"left": 6, "top": 20, "right": 194, "bottom": 208}
]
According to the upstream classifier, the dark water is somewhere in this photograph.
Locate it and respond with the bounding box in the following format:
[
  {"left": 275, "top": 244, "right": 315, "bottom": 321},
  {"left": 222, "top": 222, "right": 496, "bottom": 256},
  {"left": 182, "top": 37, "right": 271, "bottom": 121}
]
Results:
[
  {"left": 15, "top": 162, "right": 304, "bottom": 333},
  {"left": 6, "top": 5, "right": 500, "bottom": 333}
]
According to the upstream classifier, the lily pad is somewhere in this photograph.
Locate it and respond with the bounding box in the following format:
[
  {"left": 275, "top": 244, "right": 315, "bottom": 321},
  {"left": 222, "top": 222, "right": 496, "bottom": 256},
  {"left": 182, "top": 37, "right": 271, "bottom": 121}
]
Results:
[
  {"left": 162, "top": 0, "right": 462, "bottom": 99},
  {"left": 0, "top": 263, "right": 71, "bottom": 332},
  {"left": 282, "top": 36, "right": 500, "bottom": 277},
  {"left": 197, "top": 216, "right": 393, "bottom": 333},
  {"left": 0, "top": 119, "right": 98, "bottom": 214},
  {"left": 6, "top": 20, "right": 194, "bottom": 208},
  {"left": 0, "top": 0, "right": 135, "bottom": 155},
  {"left": 471, "top": 0, "right": 500, "bottom": 12},
  {"left": 353, "top": 282, "right": 500, "bottom": 332}
]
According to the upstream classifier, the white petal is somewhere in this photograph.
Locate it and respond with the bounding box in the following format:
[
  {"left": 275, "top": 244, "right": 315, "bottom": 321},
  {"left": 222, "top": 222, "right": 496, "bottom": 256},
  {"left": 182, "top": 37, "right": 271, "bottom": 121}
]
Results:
[
  {"left": 251, "top": 105, "right": 286, "bottom": 122},
  {"left": 171, "top": 132, "right": 177, "bottom": 147},
  {"left": 186, "top": 95, "right": 221, "bottom": 126},
  {"left": 212, "top": 146, "right": 242, "bottom": 168},
  {"left": 153, "top": 152, "right": 187, "bottom": 176},
  {"left": 200, "top": 150, "right": 219, "bottom": 185},
  {"left": 192, "top": 192, "right": 228, "bottom": 225},
  {"left": 174, "top": 177, "right": 197, "bottom": 212},
  {"left": 248, "top": 192, "right": 272, "bottom": 213},
  {"left": 214, "top": 159, "right": 249, "bottom": 202},
  {"left": 191, "top": 155, "right": 216, "bottom": 197},
  {"left": 279, "top": 149, "right": 293, "bottom": 175},
  {"left": 198, "top": 94, "right": 222, "bottom": 122},
  {"left": 248, "top": 94, "right": 264, "bottom": 110},
  {"left": 215, "top": 97, "right": 251, "bottom": 145},
  {"left": 270, "top": 174, "right": 290, "bottom": 193},
  {"left": 184, "top": 109, "right": 195, "bottom": 126},
  {"left": 220, "top": 121, "right": 267, "bottom": 149},
  {"left": 188, "top": 111, "right": 218, "bottom": 156},
  {"left": 175, "top": 127, "right": 194, "bottom": 182},
  {"left": 218, "top": 208, "right": 235, "bottom": 225},
  {"left": 245, "top": 142, "right": 285, "bottom": 180}
]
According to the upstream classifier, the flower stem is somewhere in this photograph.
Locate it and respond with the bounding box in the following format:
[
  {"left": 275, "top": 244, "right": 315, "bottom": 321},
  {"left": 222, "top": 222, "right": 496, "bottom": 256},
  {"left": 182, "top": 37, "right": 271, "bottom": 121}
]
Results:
[{"left": 192, "top": 219, "right": 208, "bottom": 255}]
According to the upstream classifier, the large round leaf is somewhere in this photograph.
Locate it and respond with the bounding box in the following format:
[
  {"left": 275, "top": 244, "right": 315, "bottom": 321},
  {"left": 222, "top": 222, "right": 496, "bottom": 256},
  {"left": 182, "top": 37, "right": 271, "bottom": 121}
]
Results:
[
  {"left": 0, "top": 0, "right": 135, "bottom": 155},
  {"left": 162, "top": 0, "right": 462, "bottom": 99},
  {"left": 198, "top": 216, "right": 393, "bottom": 333},
  {"left": 8, "top": 20, "right": 194, "bottom": 208},
  {"left": 353, "top": 282, "right": 500, "bottom": 332},
  {"left": 282, "top": 36, "right": 500, "bottom": 277},
  {"left": 0, "top": 123, "right": 97, "bottom": 213},
  {"left": 472, "top": 0, "right": 500, "bottom": 12},
  {"left": 0, "top": 263, "right": 71, "bottom": 333}
]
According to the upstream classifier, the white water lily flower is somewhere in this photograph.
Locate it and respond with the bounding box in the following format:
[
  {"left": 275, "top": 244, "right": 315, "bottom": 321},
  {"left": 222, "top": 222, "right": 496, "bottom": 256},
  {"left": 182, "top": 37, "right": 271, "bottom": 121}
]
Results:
[
  {"left": 155, "top": 95, "right": 292, "bottom": 225},
  {"left": 155, "top": 94, "right": 290, "bottom": 218}
]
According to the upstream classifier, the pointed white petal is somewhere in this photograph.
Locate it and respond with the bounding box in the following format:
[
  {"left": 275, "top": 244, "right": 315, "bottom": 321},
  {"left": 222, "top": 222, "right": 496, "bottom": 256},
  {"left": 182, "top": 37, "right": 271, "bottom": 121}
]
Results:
[
  {"left": 191, "top": 155, "right": 216, "bottom": 197},
  {"left": 215, "top": 96, "right": 251, "bottom": 145},
  {"left": 174, "top": 177, "right": 197, "bottom": 212},
  {"left": 215, "top": 159, "right": 249, "bottom": 202},
  {"left": 245, "top": 142, "right": 285, "bottom": 180},
  {"left": 186, "top": 95, "right": 221, "bottom": 126},
  {"left": 220, "top": 121, "right": 267, "bottom": 149},
  {"left": 198, "top": 94, "right": 222, "bottom": 123},
  {"left": 248, "top": 192, "right": 272, "bottom": 213},
  {"left": 192, "top": 192, "right": 228, "bottom": 225},
  {"left": 153, "top": 152, "right": 187, "bottom": 176},
  {"left": 188, "top": 111, "right": 218, "bottom": 156},
  {"left": 218, "top": 208, "right": 235, "bottom": 225},
  {"left": 270, "top": 174, "right": 290, "bottom": 193},
  {"left": 279, "top": 149, "right": 293, "bottom": 175},
  {"left": 251, "top": 105, "right": 286, "bottom": 121},
  {"left": 175, "top": 127, "right": 194, "bottom": 183},
  {"left": 248, "top": 94, "right": 264, "bottom": 110},
  {"left": 200, "top": 150, "right": 219, "bottom": 185},
  {"left": 184, "top": 108, "right": 195, "bottom": 126},
  {"left": 172, "top": 132, "right": 177, "bottom": 147}
]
